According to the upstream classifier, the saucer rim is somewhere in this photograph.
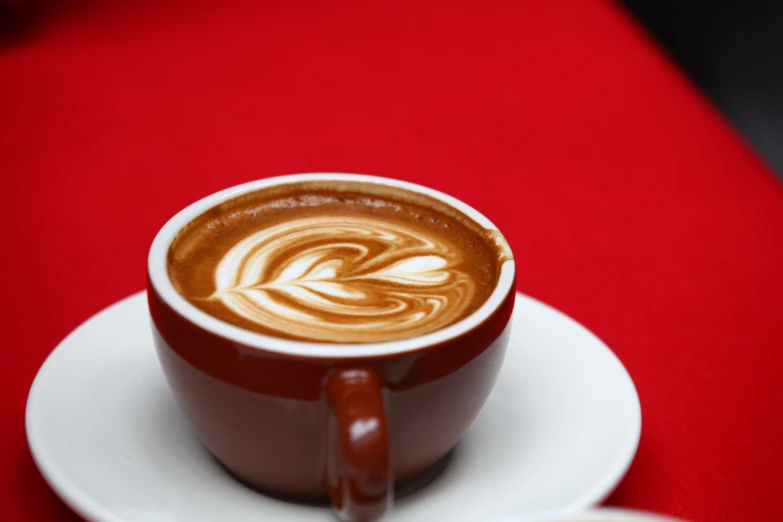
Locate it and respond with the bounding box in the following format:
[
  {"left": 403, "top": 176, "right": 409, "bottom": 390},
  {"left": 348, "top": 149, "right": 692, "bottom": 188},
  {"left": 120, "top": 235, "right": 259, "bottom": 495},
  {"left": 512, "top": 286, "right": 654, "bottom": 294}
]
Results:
[
  {"left": 26, "top": 293, "right": 143, "bottom": 522},
  {"left": 522, "top": 294, "right": 642, "bottom": 511},
  {"left": 499, "top": 507, "right": 682, "bottom": 522}
]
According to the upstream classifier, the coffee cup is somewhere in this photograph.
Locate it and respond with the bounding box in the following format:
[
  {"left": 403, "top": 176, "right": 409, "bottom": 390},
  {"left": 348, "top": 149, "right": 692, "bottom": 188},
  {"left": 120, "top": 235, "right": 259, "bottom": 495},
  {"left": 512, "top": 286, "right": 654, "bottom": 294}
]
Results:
[{"left": 147, "top": 173, "right": 516, "bottom": 521}]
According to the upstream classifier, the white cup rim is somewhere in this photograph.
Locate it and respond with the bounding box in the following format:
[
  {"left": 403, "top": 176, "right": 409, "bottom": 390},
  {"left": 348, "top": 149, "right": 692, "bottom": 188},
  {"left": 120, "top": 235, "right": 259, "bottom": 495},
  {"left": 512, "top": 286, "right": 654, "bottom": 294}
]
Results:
[{"left": 147, "top": 173, "right": 516, "bottom": 358}]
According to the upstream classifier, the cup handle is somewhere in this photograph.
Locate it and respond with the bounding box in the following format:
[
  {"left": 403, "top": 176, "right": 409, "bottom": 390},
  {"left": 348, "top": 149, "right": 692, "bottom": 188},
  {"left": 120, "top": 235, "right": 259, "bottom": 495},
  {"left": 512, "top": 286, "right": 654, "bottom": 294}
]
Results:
[{"left": 326, "top": 368, "right": 392, "bottom": 522}]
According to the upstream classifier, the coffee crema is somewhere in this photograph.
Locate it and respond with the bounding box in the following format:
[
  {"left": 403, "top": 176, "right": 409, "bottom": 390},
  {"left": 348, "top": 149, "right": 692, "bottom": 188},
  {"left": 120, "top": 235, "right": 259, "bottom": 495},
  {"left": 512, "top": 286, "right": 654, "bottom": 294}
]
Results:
[{"left": 167, "top": 181, "right": 509, "bottom": 343}]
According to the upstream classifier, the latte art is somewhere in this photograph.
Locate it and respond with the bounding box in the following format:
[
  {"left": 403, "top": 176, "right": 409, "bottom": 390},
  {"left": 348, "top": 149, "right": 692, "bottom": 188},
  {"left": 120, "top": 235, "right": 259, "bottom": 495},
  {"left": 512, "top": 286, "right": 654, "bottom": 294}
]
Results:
[
  {"left": 208, "top": 216, "right": 476, "bottom": 342},
  {"left": 168, "top": 182, "right": 505, "bottom": 343}
]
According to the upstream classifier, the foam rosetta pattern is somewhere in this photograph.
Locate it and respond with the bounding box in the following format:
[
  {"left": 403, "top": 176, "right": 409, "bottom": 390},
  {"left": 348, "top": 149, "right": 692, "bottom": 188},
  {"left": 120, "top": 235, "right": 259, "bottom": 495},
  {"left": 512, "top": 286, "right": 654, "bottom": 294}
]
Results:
[{"left": 208, "top": 216, "right": 476, "bottom": 342}]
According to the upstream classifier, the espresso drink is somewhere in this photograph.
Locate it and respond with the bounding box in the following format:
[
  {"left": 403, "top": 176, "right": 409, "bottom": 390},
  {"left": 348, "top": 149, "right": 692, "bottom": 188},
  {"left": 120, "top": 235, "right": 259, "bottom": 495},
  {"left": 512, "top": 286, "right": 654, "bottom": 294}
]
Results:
[{"left": 167, "top": 180, "right": 507, "bottom": 343}]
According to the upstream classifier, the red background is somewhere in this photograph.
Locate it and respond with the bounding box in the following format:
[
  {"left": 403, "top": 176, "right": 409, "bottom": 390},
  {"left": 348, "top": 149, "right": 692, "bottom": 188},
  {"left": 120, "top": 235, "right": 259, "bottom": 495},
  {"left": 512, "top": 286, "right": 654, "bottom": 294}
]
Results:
[{"left": 2, "top": 0, "right": 783, "bottom": 520}]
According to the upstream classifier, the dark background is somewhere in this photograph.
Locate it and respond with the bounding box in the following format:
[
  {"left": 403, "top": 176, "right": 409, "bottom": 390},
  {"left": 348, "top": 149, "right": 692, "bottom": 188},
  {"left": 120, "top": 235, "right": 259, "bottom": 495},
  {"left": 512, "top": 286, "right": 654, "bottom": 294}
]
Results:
[{"left": 622, "top": 0, "right": 783, "bottom": 179}]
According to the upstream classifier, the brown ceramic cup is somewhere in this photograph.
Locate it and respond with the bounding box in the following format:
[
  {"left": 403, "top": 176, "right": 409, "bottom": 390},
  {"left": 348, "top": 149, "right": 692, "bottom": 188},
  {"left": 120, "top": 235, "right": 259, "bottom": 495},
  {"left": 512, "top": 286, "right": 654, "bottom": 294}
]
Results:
[{"left": 147, "top": 173, "right": 516, "bottom": 522}]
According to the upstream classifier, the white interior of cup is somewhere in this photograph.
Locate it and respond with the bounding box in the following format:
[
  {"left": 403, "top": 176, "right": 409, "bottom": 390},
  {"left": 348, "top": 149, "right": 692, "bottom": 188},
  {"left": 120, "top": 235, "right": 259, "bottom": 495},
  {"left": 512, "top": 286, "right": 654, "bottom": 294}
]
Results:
[{"left": 148, "top": 173, "right": 516, "bottom": 357}]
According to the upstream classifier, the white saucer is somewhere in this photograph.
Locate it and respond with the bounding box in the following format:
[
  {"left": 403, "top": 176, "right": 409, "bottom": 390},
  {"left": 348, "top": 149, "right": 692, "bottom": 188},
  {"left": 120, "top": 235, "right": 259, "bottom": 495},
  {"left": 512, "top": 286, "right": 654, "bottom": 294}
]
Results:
[{"left": 27, "top": 292, "right": 641, "bottom": 522}]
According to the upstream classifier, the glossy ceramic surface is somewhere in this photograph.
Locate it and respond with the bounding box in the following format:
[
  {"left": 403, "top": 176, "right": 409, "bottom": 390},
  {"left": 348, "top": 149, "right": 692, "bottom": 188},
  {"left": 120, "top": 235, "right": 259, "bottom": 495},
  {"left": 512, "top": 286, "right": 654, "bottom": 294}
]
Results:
[{"left": 147, "top": 173, "right": 517, "bottom": 521}]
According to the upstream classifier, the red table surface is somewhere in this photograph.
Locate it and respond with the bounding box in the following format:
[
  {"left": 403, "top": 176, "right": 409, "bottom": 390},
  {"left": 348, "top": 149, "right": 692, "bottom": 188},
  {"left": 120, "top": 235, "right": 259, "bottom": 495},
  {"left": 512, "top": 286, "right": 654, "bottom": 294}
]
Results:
[{"left": 2, "top": 0, "right": 783, "bottom": 520}]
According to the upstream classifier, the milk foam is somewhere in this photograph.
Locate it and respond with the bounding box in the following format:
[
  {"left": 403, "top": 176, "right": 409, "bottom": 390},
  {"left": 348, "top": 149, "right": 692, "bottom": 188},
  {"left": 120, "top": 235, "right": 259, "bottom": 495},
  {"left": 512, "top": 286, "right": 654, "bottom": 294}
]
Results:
[{"left": 208, "top": 216, "right": 476, "bottom": 342}]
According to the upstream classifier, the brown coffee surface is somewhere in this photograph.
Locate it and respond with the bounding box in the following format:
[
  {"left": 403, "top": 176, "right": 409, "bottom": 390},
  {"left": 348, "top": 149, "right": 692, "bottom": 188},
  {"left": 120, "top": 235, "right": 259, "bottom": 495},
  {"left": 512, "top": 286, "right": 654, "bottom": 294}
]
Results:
[{"left": 167, "top": 180, "right": 507, "bottom": 343}]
